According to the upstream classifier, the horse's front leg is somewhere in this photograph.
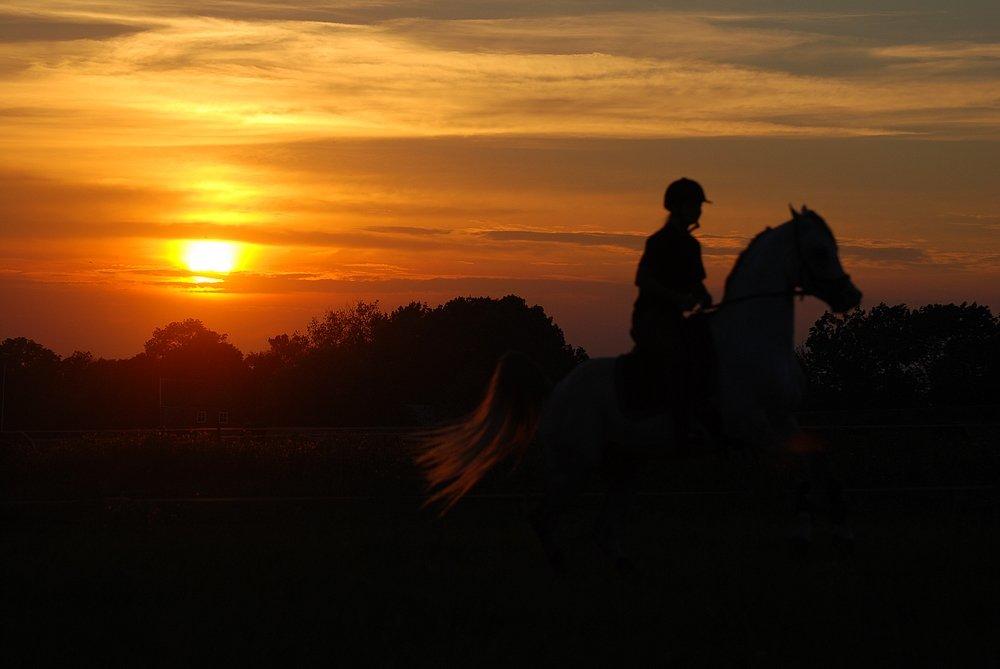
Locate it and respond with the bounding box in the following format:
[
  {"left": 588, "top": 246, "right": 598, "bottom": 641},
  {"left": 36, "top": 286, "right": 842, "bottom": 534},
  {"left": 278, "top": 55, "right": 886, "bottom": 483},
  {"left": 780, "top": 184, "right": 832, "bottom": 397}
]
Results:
[
  {"left": 810, "top": 448, "right": 854, "bottom": 555},
  {"left": 790, "top": 434, "right": 853, "bottom": 557}
]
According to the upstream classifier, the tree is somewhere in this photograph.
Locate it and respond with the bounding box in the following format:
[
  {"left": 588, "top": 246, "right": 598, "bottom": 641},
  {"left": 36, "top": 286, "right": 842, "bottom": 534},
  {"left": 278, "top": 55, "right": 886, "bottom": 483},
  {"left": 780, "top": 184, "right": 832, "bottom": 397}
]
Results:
[
  {"left": 248, "top": 296, "right": 587, "bottom": 425},
  {"left": 912, "top": 303, "right": 999, "bottom": 406},
  {"left": 246, "top": 332, "right": 313, "bottom": 425},
  {"left": 307, "top": 301, "right": 385, "bottom": 350},
  {"left": 799, "top": 302, "right": 999, "bottom": 409},
  {"left": 145, "top": 319, "right": 242, "bottom": 368},
  {"left": 378, "top": 295, "right": 586, "bottom": 419},
  {"left": 0, "top": 338, "right": 61, "bottom": 429},
  {"left": 3, "top": 295, "right": 591, "bottom": 427},
  {"left": 1, "top": 337, "right": 60, "bottom": 370},
  {"left": 142, "top": 319, "right": 247, "bottom": 427}
]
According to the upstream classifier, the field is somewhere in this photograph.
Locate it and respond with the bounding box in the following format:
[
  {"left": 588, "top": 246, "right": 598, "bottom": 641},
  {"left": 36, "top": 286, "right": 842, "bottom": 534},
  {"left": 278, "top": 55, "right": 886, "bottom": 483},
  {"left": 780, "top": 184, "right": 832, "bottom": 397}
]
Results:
[{"left": 2, "top": 422, "right": 997, "bottom": 665}]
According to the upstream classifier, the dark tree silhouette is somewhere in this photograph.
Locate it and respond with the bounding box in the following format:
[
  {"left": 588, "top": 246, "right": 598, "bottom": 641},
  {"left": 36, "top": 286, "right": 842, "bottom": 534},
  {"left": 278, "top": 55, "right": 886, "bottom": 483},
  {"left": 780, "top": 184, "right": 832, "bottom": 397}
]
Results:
[
  {"left": 0, "top": 337, "right": 60, "bottom": 429},
  {"left": 392, "top": 295, "right": 586, "bottom": 419},
  {"left": 144, "top": 318, "right": 244, "bottom": 374},
  {"left": 141, "top": 319, "right": 248, "bottom": 427},
  {"left": 4, "top": 298, "right": 994, "bottom": 430},
  {"left": 247, "top": 296, "right": 586, "bottom": 425},
  {"left": 246, "top": 332, "right": 312, "bottom": 425},
  {"left": 799, "top": 302, "right": 999, "bottom": 409}
]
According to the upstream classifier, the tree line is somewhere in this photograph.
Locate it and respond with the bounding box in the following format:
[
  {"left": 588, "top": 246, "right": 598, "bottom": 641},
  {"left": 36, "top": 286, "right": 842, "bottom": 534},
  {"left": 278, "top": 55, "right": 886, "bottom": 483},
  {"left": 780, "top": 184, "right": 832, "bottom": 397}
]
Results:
[
  {"left": 0, "top": 297, "right": 996, "bottom": 430},
  {"left": 0, "top": 295, "right": 585, "bottom": 429},
  {"left": 798, "top": 302, "right": 998, "bottom": 410}
]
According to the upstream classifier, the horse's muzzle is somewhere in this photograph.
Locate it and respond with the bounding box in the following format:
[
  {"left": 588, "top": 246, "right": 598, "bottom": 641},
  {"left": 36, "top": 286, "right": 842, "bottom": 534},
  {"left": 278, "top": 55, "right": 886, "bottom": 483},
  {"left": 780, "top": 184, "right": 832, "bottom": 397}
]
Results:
[
  {"left": 815, "top": 275, "right": 862, "bottom": 314},
  {"left": 830, "top": 281, "right": 862, "bottom": 314}
]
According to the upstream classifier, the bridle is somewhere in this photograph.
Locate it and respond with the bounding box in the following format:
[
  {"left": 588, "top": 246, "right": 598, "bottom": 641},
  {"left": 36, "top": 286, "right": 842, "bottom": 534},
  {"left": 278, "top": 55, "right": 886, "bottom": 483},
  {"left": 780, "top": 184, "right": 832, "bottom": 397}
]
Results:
[{"left": 705, "top": 212, "right": 850, "bottom": 313}]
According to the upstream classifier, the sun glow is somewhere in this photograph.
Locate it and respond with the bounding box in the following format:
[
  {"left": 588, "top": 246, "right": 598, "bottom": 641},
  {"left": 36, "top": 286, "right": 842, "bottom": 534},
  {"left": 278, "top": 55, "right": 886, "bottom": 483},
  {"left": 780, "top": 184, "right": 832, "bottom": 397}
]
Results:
[{"left": 183, "top": 241, "right": 238, "bottom": 273}]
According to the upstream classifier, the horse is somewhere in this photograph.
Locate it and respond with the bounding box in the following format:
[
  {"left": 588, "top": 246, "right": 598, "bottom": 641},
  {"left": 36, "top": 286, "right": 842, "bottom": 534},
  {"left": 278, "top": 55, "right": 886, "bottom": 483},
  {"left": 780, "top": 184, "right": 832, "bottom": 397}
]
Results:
[{"left": 419, "top": 205, "right": 863, "bottom": 570}]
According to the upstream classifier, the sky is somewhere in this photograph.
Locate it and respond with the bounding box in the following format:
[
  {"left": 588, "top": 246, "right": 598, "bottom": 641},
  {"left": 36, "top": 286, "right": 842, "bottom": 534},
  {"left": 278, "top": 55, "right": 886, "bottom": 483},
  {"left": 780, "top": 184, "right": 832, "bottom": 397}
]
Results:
[{"left": 1, "top": 0, "right": 998, "bottom": 358}]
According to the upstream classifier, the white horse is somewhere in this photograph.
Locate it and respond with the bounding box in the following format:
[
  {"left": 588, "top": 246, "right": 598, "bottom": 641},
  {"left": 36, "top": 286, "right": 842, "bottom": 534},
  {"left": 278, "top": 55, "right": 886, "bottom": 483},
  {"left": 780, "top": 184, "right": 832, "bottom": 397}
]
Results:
[{"left": 420, "top": 206, "right": 862, "bottom": 569}]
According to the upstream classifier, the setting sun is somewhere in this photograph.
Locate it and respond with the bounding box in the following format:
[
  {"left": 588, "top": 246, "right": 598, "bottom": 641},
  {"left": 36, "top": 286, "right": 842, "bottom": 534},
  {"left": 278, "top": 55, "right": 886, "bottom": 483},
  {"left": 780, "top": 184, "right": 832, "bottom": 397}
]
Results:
[{"left": 183, "top": 241, "right": 238, "bottom": 274}]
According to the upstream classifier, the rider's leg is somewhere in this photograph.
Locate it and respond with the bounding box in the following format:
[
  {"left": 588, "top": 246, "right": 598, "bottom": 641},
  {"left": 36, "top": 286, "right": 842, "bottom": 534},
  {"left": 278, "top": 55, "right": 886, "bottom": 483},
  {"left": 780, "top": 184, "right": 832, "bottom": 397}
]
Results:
[
  {"left": 596, "top": 444, "right": 642, "bottom": 569},
  {"left": 809, "top": 449, "right": 854, "bottom": 551},
  {"left": 792, "top": 448, "right": 854, "bottom": 555}
]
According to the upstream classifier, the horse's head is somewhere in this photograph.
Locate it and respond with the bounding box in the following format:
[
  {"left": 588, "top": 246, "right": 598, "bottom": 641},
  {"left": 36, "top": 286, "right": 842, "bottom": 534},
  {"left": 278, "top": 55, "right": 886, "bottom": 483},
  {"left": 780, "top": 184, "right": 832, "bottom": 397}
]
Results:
[{"left": 788, "top": 205, "right": 862, "bottom": 313}]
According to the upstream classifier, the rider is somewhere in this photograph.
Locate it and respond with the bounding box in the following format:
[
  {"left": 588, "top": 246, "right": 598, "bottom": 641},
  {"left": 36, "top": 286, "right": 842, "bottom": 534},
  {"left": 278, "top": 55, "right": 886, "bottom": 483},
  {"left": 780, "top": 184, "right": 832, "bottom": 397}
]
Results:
[
  {"left": 631, "top": 177, "right": 713, "bottom": 364},
  {"left": 630, "top": 178, "right": 714, "bottom": 440}
]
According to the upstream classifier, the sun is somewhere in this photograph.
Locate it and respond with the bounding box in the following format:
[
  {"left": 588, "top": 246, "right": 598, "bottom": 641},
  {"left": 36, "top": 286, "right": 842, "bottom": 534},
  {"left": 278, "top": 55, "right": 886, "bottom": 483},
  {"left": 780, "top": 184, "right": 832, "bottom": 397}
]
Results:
[{"left": 183, "top": 241, "right": 238, "bottom": 273}]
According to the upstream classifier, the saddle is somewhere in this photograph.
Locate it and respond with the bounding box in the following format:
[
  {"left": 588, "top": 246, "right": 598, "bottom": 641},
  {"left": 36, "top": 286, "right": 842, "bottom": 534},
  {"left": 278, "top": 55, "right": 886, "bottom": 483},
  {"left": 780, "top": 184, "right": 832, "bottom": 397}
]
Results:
[
  {"left": 614, "top": 350, "right": 670, "bottom": 420},
  {"left": 615, "top": 312, "right": 715, "bottom": 421}
]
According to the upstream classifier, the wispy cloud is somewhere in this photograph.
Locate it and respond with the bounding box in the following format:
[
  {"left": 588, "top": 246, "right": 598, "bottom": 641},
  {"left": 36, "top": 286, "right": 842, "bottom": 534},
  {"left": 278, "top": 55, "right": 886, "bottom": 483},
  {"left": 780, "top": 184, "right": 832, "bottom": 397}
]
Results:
[
  {"left": 1, "top": 3, "right": 996, "bottom": 143},
  {"left": 840, "top": 242, "right": 927, "bottom": 263},
  {"left": 363, "top": 225, "right": 453, "bottom": 235},
  {"left": 478, "top": 230, "right": 645, "bottom": 249},
  {"left": 0, "top": 10, "right": 152, "bottom": 43},
  {"left": 938, "top": 212, "right": 1000, "bottom": 229},
  {"left": 838, "top": 238, "right": 1000, "bottom": 271}
]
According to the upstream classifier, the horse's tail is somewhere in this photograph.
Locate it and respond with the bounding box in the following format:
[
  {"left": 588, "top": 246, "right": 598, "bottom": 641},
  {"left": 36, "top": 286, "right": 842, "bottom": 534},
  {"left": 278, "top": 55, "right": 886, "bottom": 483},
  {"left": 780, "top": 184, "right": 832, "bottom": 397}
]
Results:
[{"left": 417, "top": 351, "right": 552, "bottom": 513}]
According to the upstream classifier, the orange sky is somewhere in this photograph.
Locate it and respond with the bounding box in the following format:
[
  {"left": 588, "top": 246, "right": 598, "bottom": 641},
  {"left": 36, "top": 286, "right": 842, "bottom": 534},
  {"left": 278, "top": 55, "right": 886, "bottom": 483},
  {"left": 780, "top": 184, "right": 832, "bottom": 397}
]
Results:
[{"left": 2, "top": 1, "right": 998, "bottom": 357}]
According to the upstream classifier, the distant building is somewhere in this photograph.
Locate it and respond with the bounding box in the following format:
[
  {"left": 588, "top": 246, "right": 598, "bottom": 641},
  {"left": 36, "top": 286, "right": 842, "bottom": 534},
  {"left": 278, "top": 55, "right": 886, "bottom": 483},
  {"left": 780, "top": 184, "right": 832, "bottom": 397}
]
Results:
[{"left": 159, "top": 378, "right": 240, "bottom": 428}]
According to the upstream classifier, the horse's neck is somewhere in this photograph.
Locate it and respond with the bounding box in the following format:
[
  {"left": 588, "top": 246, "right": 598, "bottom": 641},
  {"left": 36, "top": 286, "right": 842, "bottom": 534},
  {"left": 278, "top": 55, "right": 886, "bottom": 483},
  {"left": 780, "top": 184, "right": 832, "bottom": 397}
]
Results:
[
  {"left": 711, "top": 223, "right": 803, "bottom": 443},
  {"left": 716, "top": 224, "right": 795, "bottom": 351}
]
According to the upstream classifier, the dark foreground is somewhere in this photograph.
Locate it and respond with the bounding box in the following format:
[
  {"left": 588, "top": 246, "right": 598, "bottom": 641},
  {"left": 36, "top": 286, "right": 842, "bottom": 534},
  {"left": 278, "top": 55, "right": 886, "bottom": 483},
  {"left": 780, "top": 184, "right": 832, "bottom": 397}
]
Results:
[
  {"left": 1, "top": 424, "right": 997, "bottom": 666},
  {"left": 2, "top": 491, "right": 997, "bottom": 666}
]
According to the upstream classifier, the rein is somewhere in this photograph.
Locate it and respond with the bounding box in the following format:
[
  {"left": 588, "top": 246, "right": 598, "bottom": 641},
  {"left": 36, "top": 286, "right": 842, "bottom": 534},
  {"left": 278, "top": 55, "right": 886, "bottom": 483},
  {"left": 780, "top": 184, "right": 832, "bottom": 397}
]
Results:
[{"left": 705, "top": 288, "right": 806, "bottom": 312}]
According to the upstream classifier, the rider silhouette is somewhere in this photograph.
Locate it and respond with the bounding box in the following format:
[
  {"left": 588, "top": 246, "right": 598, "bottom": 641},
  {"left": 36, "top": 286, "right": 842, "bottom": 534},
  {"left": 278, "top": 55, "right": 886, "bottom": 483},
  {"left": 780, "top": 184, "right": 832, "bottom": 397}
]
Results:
[
  {"left": 626, "top": 178, "right": 714, "bottom": 444},
  {"left": 631, "top": 177, "right": 712, "bottom": 367}
]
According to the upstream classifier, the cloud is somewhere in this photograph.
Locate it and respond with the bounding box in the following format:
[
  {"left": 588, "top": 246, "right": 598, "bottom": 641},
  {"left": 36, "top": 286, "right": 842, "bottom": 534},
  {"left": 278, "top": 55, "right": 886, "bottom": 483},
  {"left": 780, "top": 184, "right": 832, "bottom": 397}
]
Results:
[
  {"left": 837, "top": 238, "right": 999, "bottom": 271},
  {"left": 478, "top": 230, "right": 645, "bottom": 248},
  {"left": 16, "top": 262, "right": 622, "bottom": 296},
  {"left": 44, "top": 220, "right": 462, "bottom": 251},
  {"left": 839, "top": 243, "right": 928, "bottom": 263},
  {"left": 144, "top": 271, "right": 620, "bottom": 295},
  {"left": 0, "top": 106, "right": 71, "bottom": 117},
  {"left": 0, "top": 12, "right": 151, "bottom": 42},
  {"left": 363, "top": 225, "right": 453, "bottom": 235},
  {"left": 476, "top": 229, "right": 750, "bottom": 254},
  {"left": 2, "top": 4, "right": 996, "bottom": 143},
  {"left": 939, "top": 212, "right": 1000, "bottom": 229}
]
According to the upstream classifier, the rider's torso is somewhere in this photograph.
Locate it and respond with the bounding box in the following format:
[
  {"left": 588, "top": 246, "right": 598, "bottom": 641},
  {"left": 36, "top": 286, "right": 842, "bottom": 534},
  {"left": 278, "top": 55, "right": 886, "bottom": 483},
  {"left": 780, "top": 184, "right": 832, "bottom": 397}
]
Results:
[{"left": 631, "top": 224, "right": 705, "bottom": 340}]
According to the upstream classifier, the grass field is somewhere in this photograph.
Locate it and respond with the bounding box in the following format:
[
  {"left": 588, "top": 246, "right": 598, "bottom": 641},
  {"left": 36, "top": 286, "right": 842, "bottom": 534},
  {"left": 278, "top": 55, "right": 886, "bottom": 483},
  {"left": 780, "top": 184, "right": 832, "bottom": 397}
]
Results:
[{"left": 2, "top": 426, "right": 997, "bottom": 665}]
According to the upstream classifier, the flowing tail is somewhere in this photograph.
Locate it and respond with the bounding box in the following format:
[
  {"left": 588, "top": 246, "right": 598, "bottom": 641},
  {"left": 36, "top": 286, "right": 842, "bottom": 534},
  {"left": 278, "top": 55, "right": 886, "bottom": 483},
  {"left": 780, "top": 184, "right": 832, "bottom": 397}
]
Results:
[{"left": 417, "top": 351, "right": 551, "bottom": 513}]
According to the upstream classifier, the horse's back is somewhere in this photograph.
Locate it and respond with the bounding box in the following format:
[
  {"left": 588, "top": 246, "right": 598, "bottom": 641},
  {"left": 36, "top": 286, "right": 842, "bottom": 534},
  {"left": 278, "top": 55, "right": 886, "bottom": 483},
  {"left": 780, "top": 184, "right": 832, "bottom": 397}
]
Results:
[
  {"left": 540, "top": 358, "right": 614, "bottom": 433},
  {"left": 539, "top": 356, "right": 674, "bottom": 458}
]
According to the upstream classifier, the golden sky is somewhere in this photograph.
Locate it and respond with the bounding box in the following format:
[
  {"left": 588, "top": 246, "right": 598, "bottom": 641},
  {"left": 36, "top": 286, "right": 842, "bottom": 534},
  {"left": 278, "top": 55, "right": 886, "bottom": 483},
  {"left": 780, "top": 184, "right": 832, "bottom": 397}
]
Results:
[{"left": 1, "top": 1, "right": 998, "bottom": 357}]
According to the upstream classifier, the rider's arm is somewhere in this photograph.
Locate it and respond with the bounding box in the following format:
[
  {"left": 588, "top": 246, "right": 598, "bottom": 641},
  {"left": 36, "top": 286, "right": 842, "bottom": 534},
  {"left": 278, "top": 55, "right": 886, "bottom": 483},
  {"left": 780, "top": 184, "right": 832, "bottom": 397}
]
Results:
[{"left": 693, "top": 281, "right": 713, "bottom": 309}]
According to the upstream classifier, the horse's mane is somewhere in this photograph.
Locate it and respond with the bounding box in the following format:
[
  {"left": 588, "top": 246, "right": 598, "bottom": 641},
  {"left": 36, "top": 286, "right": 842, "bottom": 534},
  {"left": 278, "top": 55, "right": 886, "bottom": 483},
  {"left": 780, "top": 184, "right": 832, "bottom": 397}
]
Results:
[{"left": 723, "top": 225, "right": 778, "bottom": 297}]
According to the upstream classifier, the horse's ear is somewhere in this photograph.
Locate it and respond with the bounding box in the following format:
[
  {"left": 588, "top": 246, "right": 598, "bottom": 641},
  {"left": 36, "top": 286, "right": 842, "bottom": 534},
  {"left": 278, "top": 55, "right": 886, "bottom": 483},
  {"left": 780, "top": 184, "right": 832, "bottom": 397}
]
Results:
[{"left": 789, "top": 203, "right": 800, "bottom": 219}]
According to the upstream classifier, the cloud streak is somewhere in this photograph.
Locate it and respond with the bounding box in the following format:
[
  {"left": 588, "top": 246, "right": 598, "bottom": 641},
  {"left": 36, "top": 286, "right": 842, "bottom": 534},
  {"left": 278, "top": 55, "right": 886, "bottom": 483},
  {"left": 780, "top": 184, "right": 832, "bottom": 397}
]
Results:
[
  {"left": 0, "top": 11, "right": 152, "bottom": 42},
  {"left": 1, "top": 2, "right": 996, "bottom": 144}
]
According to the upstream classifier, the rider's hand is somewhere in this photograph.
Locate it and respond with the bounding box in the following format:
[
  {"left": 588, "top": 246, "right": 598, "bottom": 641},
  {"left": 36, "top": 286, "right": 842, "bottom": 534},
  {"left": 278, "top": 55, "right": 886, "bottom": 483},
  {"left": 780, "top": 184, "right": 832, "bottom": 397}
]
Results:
[
  {"left": 679, "top": 293, "right": 699, "bottom": 311},
  {"left": 699, "top": 292, "right": 713, "bottom": 310}
]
